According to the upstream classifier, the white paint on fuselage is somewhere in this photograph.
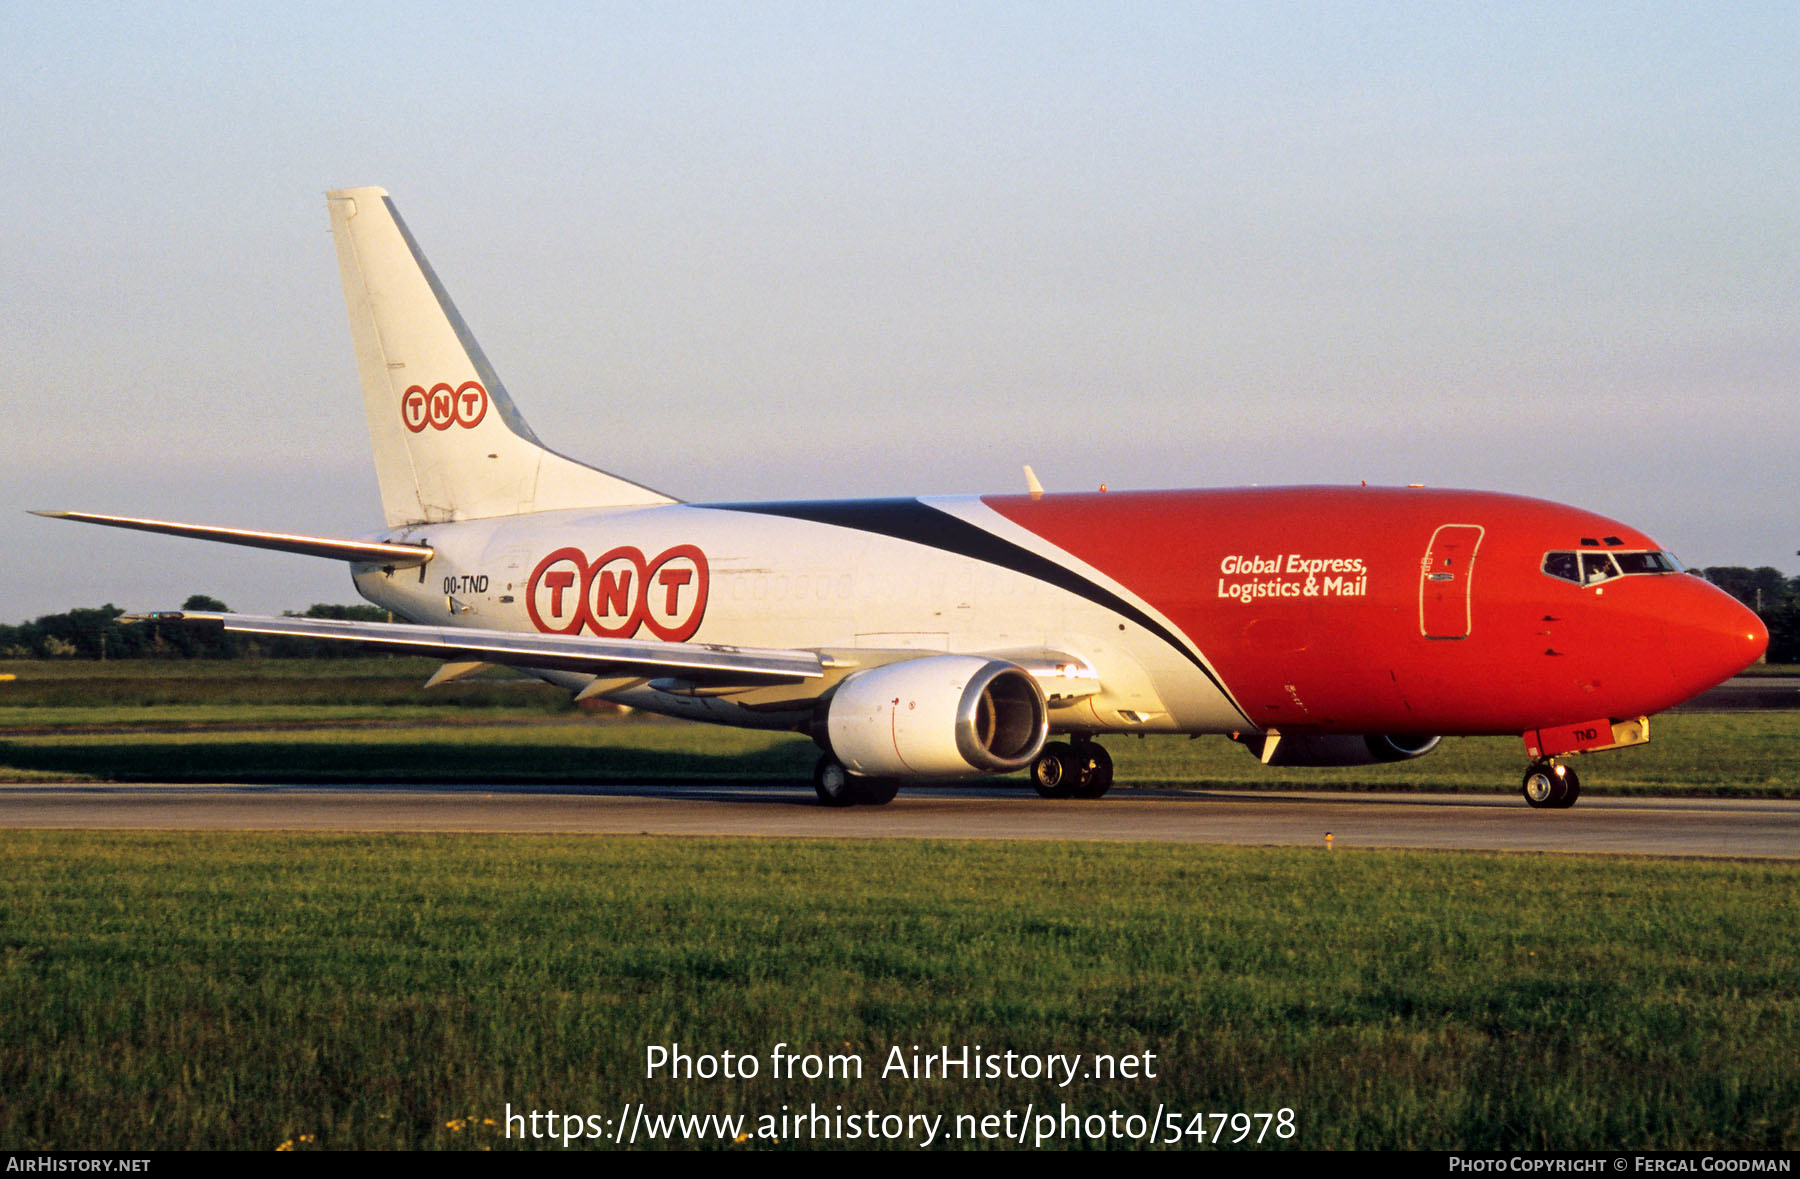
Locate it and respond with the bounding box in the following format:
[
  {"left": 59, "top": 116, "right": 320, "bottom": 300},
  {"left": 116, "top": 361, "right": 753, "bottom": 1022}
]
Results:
[{"left": 349, "top": 501, "right": 1244, "bottom": 734}]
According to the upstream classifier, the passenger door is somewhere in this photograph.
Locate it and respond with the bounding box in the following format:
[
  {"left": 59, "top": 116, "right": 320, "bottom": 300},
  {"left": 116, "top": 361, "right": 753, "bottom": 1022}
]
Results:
[{"left": 1419, "top": 524, "right": 1485, "bottom": 639}]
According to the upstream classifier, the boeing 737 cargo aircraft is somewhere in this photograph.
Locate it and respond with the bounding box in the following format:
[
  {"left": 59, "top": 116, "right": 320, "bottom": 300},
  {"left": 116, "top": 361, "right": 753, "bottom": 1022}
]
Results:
[{"left": 36, "top": 188, "right": 1768, "bottom": 808}]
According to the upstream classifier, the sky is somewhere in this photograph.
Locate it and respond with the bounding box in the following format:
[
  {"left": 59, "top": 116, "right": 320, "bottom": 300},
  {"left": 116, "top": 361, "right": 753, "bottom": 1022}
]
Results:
[{"left": 2, "top": 2, "right": 1795, "bottom": 622}]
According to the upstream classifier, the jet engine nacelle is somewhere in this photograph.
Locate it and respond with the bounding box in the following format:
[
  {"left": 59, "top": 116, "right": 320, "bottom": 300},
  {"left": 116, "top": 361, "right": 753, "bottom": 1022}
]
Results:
[
  {"left": 1246, "top": 732, "right": 1442, "bottom": 767},
  {"left": 824, "top": 655, "right": 1049, "bottom": 779}
]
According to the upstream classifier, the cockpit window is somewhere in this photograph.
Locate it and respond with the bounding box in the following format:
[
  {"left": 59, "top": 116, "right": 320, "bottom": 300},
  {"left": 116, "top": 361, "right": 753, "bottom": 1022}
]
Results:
[
  {"left": 1542, "top": 549, "right": 1682, "bottom": 585},
  {"left": 1615, "top": 550, "right": 1682, "bottom": 575},
  {"left": 1581, "top": 552, "right": 1617, "bottom": 584},
  {"left": 1543, "top": 551, "right": 1579, "bottom": 582}
]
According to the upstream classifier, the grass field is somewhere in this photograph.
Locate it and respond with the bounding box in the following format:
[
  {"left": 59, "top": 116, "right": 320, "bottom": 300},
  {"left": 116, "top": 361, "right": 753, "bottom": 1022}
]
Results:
[
  {"left": 2, "top": 658, "right": 1797, "bottom": 794},
  {"left": 2, "top": 661, "right": 1797, "bottom": 1151},
  {"left": 0, "top": 656, "right": 570, "bottom": 716},
  {"left": 1, "top": 833, "right": 1795, "bottom": 1151}
]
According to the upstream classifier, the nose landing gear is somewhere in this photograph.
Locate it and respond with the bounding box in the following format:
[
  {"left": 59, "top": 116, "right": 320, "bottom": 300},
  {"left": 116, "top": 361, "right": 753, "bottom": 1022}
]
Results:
[{"left": 1522, "top": 759, "right": 1581, "bottom": 809}]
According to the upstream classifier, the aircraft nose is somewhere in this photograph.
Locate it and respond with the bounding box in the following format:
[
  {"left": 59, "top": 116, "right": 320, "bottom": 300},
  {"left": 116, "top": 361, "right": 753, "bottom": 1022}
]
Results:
[
  {"left": 1739, "top": 609, "right": 1771, "bottom": 667},
  {"left": 1738, "top": 607, "right": 1771, "bottom": 668},
  {"left": 1667, "top": 579, "right": 1768, "bottom": 694}
]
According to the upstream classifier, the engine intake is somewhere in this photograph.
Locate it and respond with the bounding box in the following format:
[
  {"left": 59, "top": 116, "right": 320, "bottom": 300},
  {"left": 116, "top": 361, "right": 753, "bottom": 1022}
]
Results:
[{"left": 824, "top": 655, "right": 1049, "bottom": 779}]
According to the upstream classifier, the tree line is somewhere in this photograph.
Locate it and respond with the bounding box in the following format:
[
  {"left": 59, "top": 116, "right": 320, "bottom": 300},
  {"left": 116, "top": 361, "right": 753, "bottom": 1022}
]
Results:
[
  {"left": 0, "top": 597, "right": 389, "bottom": 660},
  {"left": 3, "top": 568, "right": 1797, "bottom": 663},
  {"left": 1697, "top": 567, "right": 1798, "bottom": 664}
]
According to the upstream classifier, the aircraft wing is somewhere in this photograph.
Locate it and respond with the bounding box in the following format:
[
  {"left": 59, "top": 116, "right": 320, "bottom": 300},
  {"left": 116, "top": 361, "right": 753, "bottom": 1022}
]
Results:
[{"left": 132, "top": 611, "right": 827, "bottom": 686}]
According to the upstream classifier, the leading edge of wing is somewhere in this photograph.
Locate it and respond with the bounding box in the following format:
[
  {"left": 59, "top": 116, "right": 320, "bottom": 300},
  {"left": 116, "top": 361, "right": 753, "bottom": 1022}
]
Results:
[
  {"left": 131, "top": 611, "right": 825, "bottom": 686},
  {"left": 30, "top": 510, "right": 434, "bottom": 567}
]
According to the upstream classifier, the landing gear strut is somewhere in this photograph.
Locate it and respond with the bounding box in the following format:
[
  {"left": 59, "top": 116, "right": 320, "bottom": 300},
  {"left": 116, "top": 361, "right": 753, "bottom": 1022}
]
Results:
[
  {"left": 1521, "top": 759, "right": 1581, "bottom": 809},
  {"left": 1031, "top": 737, "right": 1114, "bottom": 799}
]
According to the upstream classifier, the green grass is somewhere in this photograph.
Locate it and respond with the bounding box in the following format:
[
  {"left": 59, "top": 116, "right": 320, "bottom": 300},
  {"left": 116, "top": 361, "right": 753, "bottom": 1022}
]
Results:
[
  {"left": 0, "top": 833, "right": 1794, "bottom": 1150},
  {"left": 0, "top": 656, "right": 450, "bottom": 679},
  {"left": 0, "top": 718, "right": 814, "bottom": 783},
  {"left": 3, "top": 661, "right": 1794, "bottom": 1150},
  {"left": 4, "top": 711, "right": 1797, "bottom": 794},
  {"left": 0, "top": 657, "right": 569, "bottom": 714},
  {"left": 2, "top": 658, "right": 1796, "bottom": 793},
  {"left": 1107, "top": 712, "right": 1800, "bottom": 796}
]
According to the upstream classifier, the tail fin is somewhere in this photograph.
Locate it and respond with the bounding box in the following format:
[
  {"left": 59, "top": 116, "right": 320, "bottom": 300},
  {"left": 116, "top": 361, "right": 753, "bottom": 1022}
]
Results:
[{"left": 327, "top": 187, "right": 675, "bottom": 527}]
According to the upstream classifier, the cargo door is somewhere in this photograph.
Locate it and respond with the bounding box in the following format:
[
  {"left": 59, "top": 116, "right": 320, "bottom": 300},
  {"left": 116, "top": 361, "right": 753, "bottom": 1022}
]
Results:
[{"left": 1419, "top": 524, "right": 1484, "bottom": 639}]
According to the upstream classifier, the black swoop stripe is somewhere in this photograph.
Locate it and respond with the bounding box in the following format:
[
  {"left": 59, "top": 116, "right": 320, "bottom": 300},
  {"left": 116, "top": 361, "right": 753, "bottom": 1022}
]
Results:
[{"left": 704, "top": 498, "right": 1245, "bottom": 721}]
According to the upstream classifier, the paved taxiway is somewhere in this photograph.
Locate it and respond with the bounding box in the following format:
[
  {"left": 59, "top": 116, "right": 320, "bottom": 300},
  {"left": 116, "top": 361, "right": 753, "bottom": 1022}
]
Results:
[
  {"left": 1675, "top": 674, "right": 1800, "bottom": 712},
  {"left": 3, "top": 784, "right": 1797, "bottom": 858}
]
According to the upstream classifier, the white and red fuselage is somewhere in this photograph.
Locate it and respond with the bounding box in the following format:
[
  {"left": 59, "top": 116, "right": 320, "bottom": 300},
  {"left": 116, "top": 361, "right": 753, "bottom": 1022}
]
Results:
[{"left": 353, "top": 485, "right": 1764, "bottom": 746}]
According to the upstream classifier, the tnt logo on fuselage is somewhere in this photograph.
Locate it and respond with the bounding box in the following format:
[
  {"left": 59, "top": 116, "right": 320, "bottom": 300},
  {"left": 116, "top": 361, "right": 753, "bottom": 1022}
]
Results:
[
  {"left": 401, "top": 381, "right": 489, "bottom": 432},
  {"left": 527, "top": 545, "right": 709, "bottom": 642}
]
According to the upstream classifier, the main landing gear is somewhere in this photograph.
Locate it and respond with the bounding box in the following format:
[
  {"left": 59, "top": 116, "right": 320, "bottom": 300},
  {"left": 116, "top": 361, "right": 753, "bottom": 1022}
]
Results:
[
  {"left": 812, "top": 737, "right": 1118, "bottom": 807},
  {"left": 1030, "top": 737, "right": 1114, "bottom": 799},
  {"left": 1521, "top": 759, "right": 1581, "bottom": 810},
  {"left": 812, "top": 755, "right": 900, "bottom": 807}
]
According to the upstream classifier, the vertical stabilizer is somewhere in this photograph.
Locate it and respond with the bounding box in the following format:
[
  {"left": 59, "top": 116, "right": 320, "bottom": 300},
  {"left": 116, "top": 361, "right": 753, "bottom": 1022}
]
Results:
[{"left": 327, "top": 187, "right": 675, "bottom": 527}]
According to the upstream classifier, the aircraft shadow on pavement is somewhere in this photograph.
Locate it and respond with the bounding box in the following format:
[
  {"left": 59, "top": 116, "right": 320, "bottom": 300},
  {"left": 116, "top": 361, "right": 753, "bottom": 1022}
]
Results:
[{"left": 0, "top": 737, "right": 822, "bottom": 796}]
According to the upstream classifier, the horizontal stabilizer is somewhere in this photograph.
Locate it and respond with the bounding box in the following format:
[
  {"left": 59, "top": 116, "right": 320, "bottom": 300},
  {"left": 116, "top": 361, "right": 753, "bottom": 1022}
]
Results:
[
  {"left": 130, "top": 611, "right": 825, "bottom": 687},
  {"left": 31, "top": 511, "right": 433, "bottom": 566}
]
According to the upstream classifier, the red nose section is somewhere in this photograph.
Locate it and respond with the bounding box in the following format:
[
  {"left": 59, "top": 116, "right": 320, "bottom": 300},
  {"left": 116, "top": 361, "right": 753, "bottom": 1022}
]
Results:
[
  {"left": 1737, "top": 610, "right": 1771, "bottom": 668},
  {"left": 1667, "top": 580, "right": 1768, "bottom": 700}
]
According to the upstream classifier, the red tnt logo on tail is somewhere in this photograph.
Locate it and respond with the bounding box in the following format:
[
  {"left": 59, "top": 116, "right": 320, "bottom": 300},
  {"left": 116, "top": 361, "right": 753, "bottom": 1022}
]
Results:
[
  {"left": 401, "top": 381, "right": 489, "bottom": 433},
  {"left": 526, "top": 545, "right": 710, "bottom": 642}
]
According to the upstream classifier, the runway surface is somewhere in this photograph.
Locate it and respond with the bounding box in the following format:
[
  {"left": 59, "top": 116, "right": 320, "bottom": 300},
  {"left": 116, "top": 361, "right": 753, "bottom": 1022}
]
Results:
[
  {"left": 1675, "top": 674, "right": 1800, "bottom": 711},
  {"left": 4, "top": 783, "right": 1798, "bottom": 859}
]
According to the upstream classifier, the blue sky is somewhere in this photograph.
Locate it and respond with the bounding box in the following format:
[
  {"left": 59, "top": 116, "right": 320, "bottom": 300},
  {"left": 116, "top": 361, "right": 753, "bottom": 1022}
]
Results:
[{"left": 3, "top": 3, "right": 1794, "bottom": 620}]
